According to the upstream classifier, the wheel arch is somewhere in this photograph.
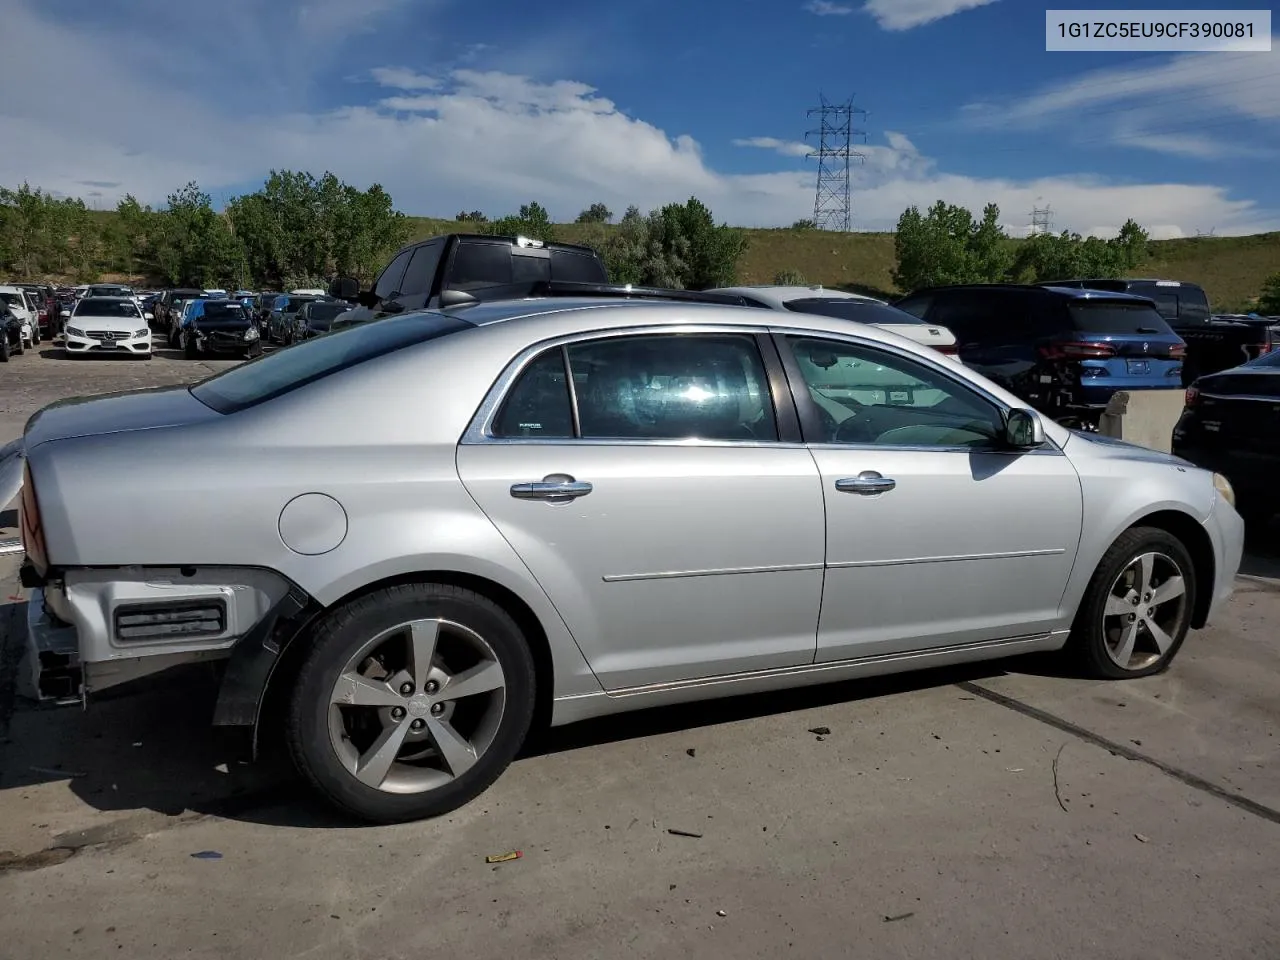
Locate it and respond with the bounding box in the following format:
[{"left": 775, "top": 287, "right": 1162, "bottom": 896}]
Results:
[
  {"left": 1124, "top": 509, "right": 1216, "bottom": 629},
  {"left": 224, "top": 568, "right": 564, "bottom": 757}
]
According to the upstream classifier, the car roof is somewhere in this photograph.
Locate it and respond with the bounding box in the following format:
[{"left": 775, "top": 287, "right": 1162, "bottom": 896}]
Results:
[
  {"left": 903, "top": 283, "right": 1154, "bottom": 304},
  {"left": 429, "top": 296, "right": 926, "bottom": 344},
  {"left": 711, "top": 285, "right": 882, "bottom": 305}
]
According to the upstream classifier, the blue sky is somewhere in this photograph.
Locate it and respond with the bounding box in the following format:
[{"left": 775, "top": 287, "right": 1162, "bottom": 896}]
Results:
[{"left": 2, "top": 0, "right": 1277, "bottom": 237}]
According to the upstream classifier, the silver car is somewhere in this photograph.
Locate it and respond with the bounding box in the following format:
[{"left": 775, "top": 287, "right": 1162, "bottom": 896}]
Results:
[{"left": 8, "top": 295, "right": 1244, "bottom": 822}]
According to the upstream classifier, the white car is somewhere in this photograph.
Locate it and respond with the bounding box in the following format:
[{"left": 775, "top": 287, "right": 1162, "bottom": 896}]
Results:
[
  {"left": 710, "top": 285, "right": 959, "bottom": 358},
  {"left": 64, "top": 296, "right": 152, "bottom": 358},
  {"left": 0, "top": 286, "right": 39, "bottom": 347},
  {"left": 289, "top": 288, "right": 327, "bottom": 296}
]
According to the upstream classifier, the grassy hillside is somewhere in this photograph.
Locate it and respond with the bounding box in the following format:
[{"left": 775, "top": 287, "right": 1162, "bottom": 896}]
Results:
[
  {"left": 407, "top": 217, "right": 1278, "bottom": 308},
  {"left": 21, "top": 210, "right": 1280, "bottom": 310}
]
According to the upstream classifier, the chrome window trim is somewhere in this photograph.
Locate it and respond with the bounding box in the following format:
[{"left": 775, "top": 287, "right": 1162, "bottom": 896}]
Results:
[
  {"left": 460, "top": 320, "right": 1063, "bottom": 455},
  {"left": 461, "top": 323, "right": 785, "bottom": 446},
  {"left": 768, "top": 324, "right": 1066, "bottom": 456}
]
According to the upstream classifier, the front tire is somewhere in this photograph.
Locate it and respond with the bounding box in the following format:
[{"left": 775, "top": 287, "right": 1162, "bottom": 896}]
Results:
[
  {"left": 183, "top": 331, "right": 198, "bottom": 359},
  {"left": 287, "top": 583, "right": 536, "bottom": 824},
  {"left": 1070, "top": 526, "right": 1196, "bottom": 679},
  {"left": 0, "top": 336, "right": 10, "bottom": 362}
]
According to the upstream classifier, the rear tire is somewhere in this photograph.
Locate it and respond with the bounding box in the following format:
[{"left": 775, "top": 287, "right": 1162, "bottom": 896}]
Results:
[
  {"left": 1070, "top": 526, "right": 1197, "bottom": 679},
  {"left": 287, "top": 582, "right": 536, "bottom": 824},
  {"left": 0, "top": 336, "right": 10, "bottom": 362}
]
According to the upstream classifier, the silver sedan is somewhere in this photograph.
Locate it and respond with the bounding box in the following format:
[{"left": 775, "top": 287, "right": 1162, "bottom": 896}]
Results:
[{"left": 10, "top": 295, "right": 1244, "bottom": 822}]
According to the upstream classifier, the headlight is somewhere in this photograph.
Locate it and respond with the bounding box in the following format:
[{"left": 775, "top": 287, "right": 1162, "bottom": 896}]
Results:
[
  {"left": 244, "top": 326, "right": 259, "bottom": 340},
  {"left": 1213, "top": 473, "right": 1236, "bottom": 508},
  {"left": 134, "top": 328, "right": 149, "bottom": 338},
  {"left": 66, "top": 326, "right": 84, "bottom": 338}
]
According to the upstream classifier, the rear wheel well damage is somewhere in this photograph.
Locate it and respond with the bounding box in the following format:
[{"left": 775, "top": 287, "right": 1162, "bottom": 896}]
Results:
[
  {"left": 1125, "top": 510, "right": 1215, "bottom": 629},
  {"left": 232, "top": 571, "right": 556, "bottom": 758}
]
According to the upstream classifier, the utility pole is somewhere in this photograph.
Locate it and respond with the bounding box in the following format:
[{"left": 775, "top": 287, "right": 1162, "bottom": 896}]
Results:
[{"left": 805, "top": 95, "right": 867, "bottom": 232}]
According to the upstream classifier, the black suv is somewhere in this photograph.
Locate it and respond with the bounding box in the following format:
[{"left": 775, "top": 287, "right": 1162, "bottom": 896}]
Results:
[
  {"left": 893, "top": 284, "right": 1186, "bottom": 428},
  {"left": 332, "top": 234, "right": 608, "bottom": 324}
]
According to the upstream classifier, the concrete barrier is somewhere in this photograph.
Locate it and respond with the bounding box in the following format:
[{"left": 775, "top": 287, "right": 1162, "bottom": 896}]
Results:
[{"left": 1096, "top": 389, "right": 1186, "bottom": 453}]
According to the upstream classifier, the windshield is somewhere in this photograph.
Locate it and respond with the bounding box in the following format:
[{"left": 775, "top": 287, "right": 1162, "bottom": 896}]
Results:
[
  {"left": 783, "top": 298, "right": 925, "bottom": 325},
  {"left": 198, "top": 302, "right": 250, "bottom": 322},
  {"left": 1245, "top": 348, "right": 1280, "bottom": 369},
  {"left": 75, "top": 298, "right": 142, "bottom": 317},
  {"left": 191, "top": 312, "right": 474, "bottom": 414},
  {"left": 87, "top": 286, "right": 132, "bottom": 297},
  {"left": 1067, "top": 302, "right": 1176, "bottom": 336}
]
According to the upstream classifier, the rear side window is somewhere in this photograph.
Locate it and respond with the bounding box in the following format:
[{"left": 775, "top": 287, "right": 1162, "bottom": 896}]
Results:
[
  {"left": 894, "top": 295, "right": 932, "bottom": 319},
  {"left": 550, "top": 249, "right": 607, "bottom": 284},
  {"left": 782, "top": 298, "right": 924, "bottom": 325},
  {"left": 492, "top": 350, "right": 574, "bottom": 438},
  {"left": 190, "top": 313, "right": 473, "bottom": 414},
  {"left": 928, "top": 291, "right": 1011, "bottom": 341},
  {"left": 450, "top": 242, "right": 514, "bottom": 291},
  {"left": 1067, "top": 302, "right": 1175, "bottom": 336}
]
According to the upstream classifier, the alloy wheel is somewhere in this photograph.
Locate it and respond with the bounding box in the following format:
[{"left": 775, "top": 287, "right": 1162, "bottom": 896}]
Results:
[
  {"left": 1100, "top": 551, "right": 1189, "bottom": 671},
  {"left": 326, "top": 618, "right": 507, "bottom": 794}
]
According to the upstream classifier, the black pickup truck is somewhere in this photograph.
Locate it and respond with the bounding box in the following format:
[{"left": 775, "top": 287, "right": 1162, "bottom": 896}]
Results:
[
  {"left": 1042, "top": 278, "right": 1280, "bottom": 386},
  {"left": 330, "top": 233, "right": 609, "bottom": 324}
]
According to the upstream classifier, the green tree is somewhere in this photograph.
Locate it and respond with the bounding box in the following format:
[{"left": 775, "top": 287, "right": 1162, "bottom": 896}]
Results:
[
  {"left": 1258, "top": 272, "right": 1280, "bottom": 314},
  {"left": 892, "top": 201, "right": 1012, "bottom": 292},
  {"left": 1012, "top": 219, "right": 1149, "bottom": 283},
  {"left": 152, "top": 182, "right": 245, "bottom": 287},
  {"left": 227, "top": 171, "right": 407, "bottom": 286},
  {"left": 488, "top": 201, "right": 556, "bottom": 242},
  {"left": 576, "top": 202, "right": 613, "bottom": 224},
  {"left": 791, "top": 218, "right": 816, "bottom": 230},
  {"left": 456, "top": 210, "right": 487, "bottom": 223}
]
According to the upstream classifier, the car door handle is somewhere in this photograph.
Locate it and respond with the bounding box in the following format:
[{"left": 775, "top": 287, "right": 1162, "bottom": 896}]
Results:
[
  {"left": 834, "top": 472, "right": 896, "bottom": 495},
  {"left": 510, "top": 476, "right": 593, "bottom": 502}
]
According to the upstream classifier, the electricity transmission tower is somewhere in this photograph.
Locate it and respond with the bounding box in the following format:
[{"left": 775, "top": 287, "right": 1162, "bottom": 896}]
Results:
[
  {"left": 1029, "top": 202, "right": 1054, "bottom": 236},
  {"left": 806, "top": 95, "right": 867, "bottom": 232}
]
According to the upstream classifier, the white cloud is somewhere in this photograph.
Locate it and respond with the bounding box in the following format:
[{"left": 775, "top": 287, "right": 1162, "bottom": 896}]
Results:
[
  {"left": 962, "top": 42, "right": 1280, "bottom": 157},
  {"left": 803, "top": 1, "right": 853, "bottom": 15},
  {"left": 733, "top": 137, "right": 813, "bottom": 158},
  {"left": 369, "top": 67, "right": 442, "bottom": 90},
  {"left": 862, "top": 0, "right": 1000, "bottom": 30},
  {"left": 0, "top": 0, "right": 1273, "bottom": 240}
]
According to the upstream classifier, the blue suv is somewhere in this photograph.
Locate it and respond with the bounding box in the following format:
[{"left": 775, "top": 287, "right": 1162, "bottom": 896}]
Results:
[{"left": 893, "top": 284, "right": 1186, "bottom": 428}]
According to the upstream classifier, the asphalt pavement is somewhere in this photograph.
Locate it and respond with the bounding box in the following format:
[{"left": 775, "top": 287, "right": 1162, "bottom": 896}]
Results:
[{"left": 0, "top": 341, "right": 1276, "bottom": 960}]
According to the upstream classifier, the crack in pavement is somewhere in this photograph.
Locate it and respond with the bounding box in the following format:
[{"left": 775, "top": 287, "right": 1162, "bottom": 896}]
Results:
[{"left": 957, "top": 679, "right": 1280, "bottom": 827}]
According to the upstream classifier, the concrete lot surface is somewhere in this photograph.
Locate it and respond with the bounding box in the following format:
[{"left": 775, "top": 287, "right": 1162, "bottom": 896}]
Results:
[{"left": 0, "top": 343, "right": 1277, "bottom": 960}]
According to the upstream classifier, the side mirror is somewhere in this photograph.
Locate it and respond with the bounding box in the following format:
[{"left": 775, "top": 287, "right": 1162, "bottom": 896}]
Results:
[
  {"left": 144, "top": 312, "right": 154, "bottom": 321},
  {"left": 329, "top": 277, "right": 360, "bottom": 301},
  {"left": 60, "top": 309, "right": 70, "bottom": 318},
  {"left": 1005, "top": 408, "right": 1045, "bottom": 449}
]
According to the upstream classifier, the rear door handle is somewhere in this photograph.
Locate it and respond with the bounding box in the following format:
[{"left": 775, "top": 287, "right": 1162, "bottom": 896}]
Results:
[
  {"left": 834, "top": 471, "right": 896, "bottom": 495},
  {"left": 510, "top": 474, "right": 593, "bottom": 503}
]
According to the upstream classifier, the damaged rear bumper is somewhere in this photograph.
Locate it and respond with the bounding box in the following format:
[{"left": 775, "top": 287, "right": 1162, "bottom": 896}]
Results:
[{"left": 24, "top": 566, "right": 304, "bottom": 706}]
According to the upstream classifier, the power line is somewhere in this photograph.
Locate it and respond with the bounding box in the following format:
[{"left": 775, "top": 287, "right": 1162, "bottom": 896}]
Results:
[
  {"left": 1030, "top": 202, "right": 1054, "bottom": 236},
  {"left": 805, "top": 94, "right": 867, "bottom": 232}
]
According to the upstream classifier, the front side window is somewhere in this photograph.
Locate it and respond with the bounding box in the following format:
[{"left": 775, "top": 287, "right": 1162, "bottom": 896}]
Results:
[
  {"left": 373, "top": 249, "right": 413, "bottom": 301},
  {"left": 492, "top": 334, "right": 778, "bottom": 442},
  {"left": 399, "top": 241, "right": 444, "bottom": 298},
  {"left": 786, "top": 336, "right": 1003, "bottom": 448}
]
